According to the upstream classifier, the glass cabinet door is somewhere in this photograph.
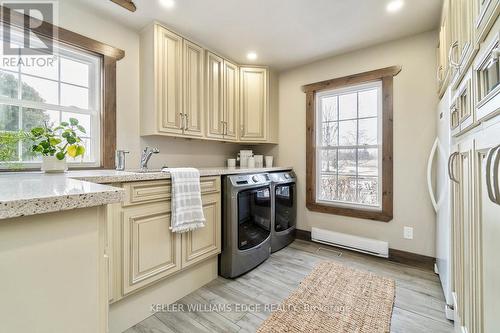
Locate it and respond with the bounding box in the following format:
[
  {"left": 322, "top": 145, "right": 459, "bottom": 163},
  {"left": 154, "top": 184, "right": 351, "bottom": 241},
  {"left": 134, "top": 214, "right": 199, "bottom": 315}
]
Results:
[{"left": 237, "top": 187, "right": 271, "bottom": 250}]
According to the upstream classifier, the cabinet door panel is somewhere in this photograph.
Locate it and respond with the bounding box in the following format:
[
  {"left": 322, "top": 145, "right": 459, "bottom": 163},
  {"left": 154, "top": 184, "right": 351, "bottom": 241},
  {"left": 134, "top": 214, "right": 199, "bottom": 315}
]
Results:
[
  {"left": 475, "top": 0, "right": 500, "bottom": 43},
  {"left": 224, "top": 60, "right": 239, "bottom": 141},
  {"left": 156, "top": 26, "right": 183, "bottom": 134},
  {"left": 122, "top": 203, "right": 181, "bottom": 295},
  {"left": 478, "top": 145, "right": 500, "bottom": 333},
  {"left": 182, "top": 193, "right": 221, "bottom": 269},
  {"left": 183, "top": 40, "right": 204, "bottom": 137},
  {"left": 240, "top": 67, "right": 268, "bottom": 141},
  {"left": 206, "top": 52, "right": 224, "bottom": 139}
]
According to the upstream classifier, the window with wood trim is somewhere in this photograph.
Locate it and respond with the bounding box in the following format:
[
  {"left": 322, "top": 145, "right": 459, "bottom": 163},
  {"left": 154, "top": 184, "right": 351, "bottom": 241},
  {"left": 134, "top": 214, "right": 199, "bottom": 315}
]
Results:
[
  {"left": 303, "top": 66, "right": 401, "bottom": 222},
  {"left": 0, "top": 6, "right": 124, "bottom": 169}
]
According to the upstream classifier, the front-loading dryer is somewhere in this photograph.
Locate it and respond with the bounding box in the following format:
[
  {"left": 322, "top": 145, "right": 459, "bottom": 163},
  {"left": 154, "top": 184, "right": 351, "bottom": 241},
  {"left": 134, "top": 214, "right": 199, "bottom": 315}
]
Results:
[{"left": 270, "top": 171, "right": 297, "bottom": 253}]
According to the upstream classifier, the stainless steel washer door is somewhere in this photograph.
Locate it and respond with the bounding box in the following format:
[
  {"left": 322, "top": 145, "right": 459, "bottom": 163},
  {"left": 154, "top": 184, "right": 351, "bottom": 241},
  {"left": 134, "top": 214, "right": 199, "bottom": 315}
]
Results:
[
  {"left": 274, "top": 183, "right": 296, "bottom": 233},
  {"left": 237, "top": 186, "right": 271, "bottom": 250}
]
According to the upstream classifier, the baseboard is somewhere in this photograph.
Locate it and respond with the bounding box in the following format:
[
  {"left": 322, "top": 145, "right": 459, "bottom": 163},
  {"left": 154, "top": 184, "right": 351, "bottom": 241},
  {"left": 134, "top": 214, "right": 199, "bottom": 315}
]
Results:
[
  {"left": 294, "top": 229, "right": 435, "bottom": 271},
  {"left": 388, "top": 248, "right": 435, "bottom": 271}
]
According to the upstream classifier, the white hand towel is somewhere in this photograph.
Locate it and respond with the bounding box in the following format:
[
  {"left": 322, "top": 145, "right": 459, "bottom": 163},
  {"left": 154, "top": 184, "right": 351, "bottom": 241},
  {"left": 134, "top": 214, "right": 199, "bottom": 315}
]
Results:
[{"left": 168, "top": 168, "right": 206, "bottom": 233}]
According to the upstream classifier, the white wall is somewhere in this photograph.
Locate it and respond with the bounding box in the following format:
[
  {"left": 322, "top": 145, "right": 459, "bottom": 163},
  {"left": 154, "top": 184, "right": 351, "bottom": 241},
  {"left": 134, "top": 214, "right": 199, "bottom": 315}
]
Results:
[
  {"left": 277, "top": 31, "right": 439, "bottom": 256},
  {"left": 59, "top": 0, "right": 272, "bottom": 169}
]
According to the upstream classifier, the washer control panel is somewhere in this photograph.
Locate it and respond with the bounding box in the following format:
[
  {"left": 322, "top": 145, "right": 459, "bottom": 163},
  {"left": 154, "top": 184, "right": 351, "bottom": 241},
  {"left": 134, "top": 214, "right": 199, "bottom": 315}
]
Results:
[
  {"left": 269, "top": 171, "right": 296, "bottom": 182},
  {"left": 229, "top": 173, "right": 271, "bottom": 187}
]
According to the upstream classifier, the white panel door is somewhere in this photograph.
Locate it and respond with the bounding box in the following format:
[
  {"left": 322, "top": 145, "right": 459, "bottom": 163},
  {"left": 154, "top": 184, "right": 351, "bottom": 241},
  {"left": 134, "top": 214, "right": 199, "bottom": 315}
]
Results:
[{"left": 240, "top": 67, "right": 268, "bottom": 142}]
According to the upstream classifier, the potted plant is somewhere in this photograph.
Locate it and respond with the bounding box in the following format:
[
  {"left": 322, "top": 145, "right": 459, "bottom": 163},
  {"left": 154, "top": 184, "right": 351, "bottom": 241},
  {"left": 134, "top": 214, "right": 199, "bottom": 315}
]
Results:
[{"left": 28, "top": 118, "right": 87, "bottom": 173}]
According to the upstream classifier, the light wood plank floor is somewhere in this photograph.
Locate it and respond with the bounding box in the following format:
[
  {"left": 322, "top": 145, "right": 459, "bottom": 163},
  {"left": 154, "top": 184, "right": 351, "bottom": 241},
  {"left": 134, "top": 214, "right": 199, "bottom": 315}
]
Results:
[{"left": 124, "top": 239, "right": 454, "bottom": 333}]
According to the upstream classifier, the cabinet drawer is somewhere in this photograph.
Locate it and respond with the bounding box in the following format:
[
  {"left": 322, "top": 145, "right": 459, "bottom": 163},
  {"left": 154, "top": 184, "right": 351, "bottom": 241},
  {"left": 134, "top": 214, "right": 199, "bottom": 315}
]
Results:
[{"left": 123, "top": 176, "right": 220, "bottom": 206}]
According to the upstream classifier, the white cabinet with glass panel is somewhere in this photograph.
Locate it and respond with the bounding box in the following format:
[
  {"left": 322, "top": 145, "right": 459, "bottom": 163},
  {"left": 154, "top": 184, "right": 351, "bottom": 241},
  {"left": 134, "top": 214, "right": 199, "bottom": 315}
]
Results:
[
  {"left": 315, "top": 81, "right": 382, "bottom": 209},
  {"left": 474, "top": 31, "right": 500, "bottom": 121},
  {"left": 0, "top": 28, "right": 101, "bottom": 168},
  {"left": 475, "top": 0, "right": 500, "bottom": 44}
]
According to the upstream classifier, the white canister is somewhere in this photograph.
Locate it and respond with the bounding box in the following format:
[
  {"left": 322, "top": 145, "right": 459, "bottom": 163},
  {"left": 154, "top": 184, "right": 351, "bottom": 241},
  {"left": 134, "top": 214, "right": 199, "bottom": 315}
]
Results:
[
  {"left": 41, "top": 156, "right": 68, "bottom": 173},
  {"left": 239, "top": 150, "right": 253, "bottom": 168},
  {"left": 265, "top": 156, "right": 274, "bottom": 168},
  {"left": 227, "top": 158, "right": 236, "bottom": 168},
  {"left": 247, "top": 157, "right": 255, "bottom": 168},
  {"left": 254, "top": 155, "right": 264, "bottom": 168}
]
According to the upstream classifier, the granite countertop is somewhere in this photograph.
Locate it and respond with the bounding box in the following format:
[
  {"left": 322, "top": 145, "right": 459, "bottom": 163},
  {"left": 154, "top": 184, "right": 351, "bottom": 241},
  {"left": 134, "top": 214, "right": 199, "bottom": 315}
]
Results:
[{"left": 0, "top": 166, "right": 292, "bottom": 220}]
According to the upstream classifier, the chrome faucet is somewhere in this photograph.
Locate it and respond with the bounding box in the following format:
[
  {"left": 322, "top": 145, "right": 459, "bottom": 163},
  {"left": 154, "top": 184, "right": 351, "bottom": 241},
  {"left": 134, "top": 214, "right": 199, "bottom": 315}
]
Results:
[{"left": 140, "top": 147, "right": 159, "bottom": 172}]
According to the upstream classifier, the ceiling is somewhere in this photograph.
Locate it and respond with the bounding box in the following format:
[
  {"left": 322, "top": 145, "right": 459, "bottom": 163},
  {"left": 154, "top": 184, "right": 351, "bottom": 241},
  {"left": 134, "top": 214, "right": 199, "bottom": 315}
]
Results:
[{"left": 72, "top": 0, "right": 442, "bottom": 71}]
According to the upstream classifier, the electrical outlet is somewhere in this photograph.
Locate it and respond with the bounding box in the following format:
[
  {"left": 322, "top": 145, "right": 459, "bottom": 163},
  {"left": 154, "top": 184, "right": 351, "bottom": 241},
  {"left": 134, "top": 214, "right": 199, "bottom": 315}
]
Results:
[{"left": 404, "top": 226, "right": 413, "bottom": 240}]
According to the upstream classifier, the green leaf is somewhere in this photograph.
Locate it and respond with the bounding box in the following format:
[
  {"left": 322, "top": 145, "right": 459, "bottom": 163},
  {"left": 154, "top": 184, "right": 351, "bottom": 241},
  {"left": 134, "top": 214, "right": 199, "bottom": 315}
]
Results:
[
  {"left": 55, "top": 152, "right": 66, "bottom": 160},
  {"left": 30, "top": 127, "right": 44, "bottom": 136},
  {"left": 67, "top": 145, "right": 77, "bottom": 158},
  {"left": 60, "top": 122, "right": 69, "bottom": 127},
  {"left": 67, "top": 136, "right": 77, "bottom": 144},
  {"left": 61, "top": 131, "right": 70, "bottom": 138},
  {"left": 76, "top": 145, "right": 85, "bottom": 157},
  {"left": 76, "top": 125, "right": 86, "bottom": 134},
  {"left": 69, "top": 118, "right": 79, "bottom": 126},
  {"left": 49, "top": 138, "right": 61, "bottom": 146}
]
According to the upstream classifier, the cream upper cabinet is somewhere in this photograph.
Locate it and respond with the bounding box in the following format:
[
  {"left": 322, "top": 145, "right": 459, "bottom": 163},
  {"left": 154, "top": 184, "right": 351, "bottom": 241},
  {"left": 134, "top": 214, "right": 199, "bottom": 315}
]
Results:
[
  {"left": 240, "top": 66, "right": 268, "bottom": 142},
  {"left": 438, "top": 0, "right": 452, "bottom": 96},
  {"left": 449, "top": 0, "right": 477, "bottom": 86},
  {"left": 223, "top": 60, "right": 239, "bottom": 141},
  {"left": 183, "top": 40, "right": 205, "bottom": 137},
  {"left": 141, "top": 23, "right": 278, "bottom": 143},
  {"left": 156, "top": 25, "right": 184, "bottom": 134},
  {"left": 205, "top": 52, "right": 224, "bottom": 139},
  {"left": 475, "top": 0, "right": 500, "bottom": 43},
  {"left": 141, "top": 23, "right": 205, "bottom": 139}
]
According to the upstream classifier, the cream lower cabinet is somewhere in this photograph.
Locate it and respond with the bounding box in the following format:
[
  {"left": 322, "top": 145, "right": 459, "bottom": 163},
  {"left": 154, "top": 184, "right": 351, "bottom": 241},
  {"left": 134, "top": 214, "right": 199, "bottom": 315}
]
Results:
[
  {"left": 121, "top": 202, "right": 181, "bottom": 295},
  {"left": 182, "top": 192, "right": 221, "bottom": 268},
  {"left": 450, "top": 120, "right": 500, "bottom": 333},
  {"left": 240, "top": 66, "right": 268, "bottom": 142},
  {"left": 110, "top": 177, "right": 221, "bottom": 301},
  {"left": 451, "top": 139, "right": 476, "bottom": 332}
]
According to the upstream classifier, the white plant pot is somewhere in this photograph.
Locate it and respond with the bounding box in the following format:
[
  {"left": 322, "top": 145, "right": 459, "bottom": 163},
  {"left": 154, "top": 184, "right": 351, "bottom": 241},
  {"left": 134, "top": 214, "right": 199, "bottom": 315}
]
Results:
[{"left": 41, "top": 156, "right": 67, "bottom": 173}]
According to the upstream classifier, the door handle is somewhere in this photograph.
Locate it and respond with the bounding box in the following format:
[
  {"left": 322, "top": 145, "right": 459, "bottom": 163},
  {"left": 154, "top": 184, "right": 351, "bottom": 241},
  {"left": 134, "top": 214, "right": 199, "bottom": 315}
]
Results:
[
  {"left": 437, "top": 65, "right": 443, "bottom": 82},
  {"left": 494, "top": 146, "right": 500, "bottom": 205},
  {"left": 448, "top": 41, "right": 459, "bottom": 70},
  {"left": 179, "top": 113, "right": 185, "bottom": 131},
  {"left": 448, "top": 152, "right": 460, "bottom": 183},
  {"left": 184, "top": 113, "right": 189, "bottom": 131},
  {"left": 427, "top": 138, "right": 439, "bottom": 212},
  {"left": 485, "top": 146, "right": 500, "bottom": 205}
]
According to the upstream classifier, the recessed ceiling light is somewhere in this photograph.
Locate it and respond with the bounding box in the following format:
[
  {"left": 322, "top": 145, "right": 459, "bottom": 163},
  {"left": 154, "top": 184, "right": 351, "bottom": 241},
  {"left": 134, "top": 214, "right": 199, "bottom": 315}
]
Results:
[
  {"left": 246, "top": 52, "right": 258, "bottom": 61},
  {"left": 386, "top": 0, "right": 404, "bottom": 13},
  {"left": 159, "top": 0, "right": 175, "bottom": 9}
]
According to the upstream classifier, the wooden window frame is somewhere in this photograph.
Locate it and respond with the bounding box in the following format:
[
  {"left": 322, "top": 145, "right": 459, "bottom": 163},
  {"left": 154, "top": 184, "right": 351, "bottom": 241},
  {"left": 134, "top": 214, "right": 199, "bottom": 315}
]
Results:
[
  {"left": 0, "top": 6, "right": 124, "bottom": 169},
  {"left": 302, "top": 66, "right": 401, "bottom": 222}
]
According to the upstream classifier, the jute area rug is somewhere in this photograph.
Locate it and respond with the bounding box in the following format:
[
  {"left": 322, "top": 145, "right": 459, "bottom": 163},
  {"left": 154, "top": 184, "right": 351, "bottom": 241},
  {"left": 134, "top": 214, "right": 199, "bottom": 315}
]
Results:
[{"left": 257, "top": 261, "right": 395, "bottom": 333}]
